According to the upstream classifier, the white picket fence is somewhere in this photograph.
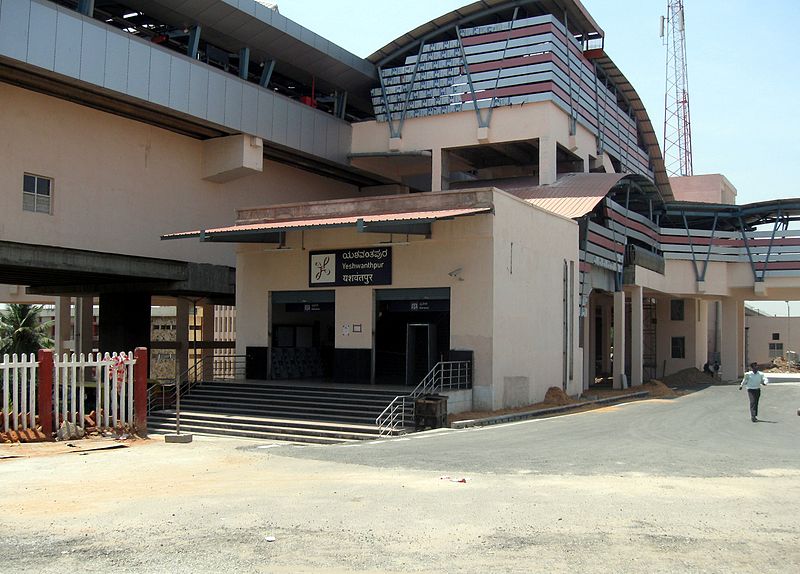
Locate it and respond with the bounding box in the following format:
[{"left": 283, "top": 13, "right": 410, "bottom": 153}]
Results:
[
  {"left": 1, "top": 353, "right": 37, "bottom": 433},
  {"left": 1, "top": 351, "right": 136, "bottom": 434}
]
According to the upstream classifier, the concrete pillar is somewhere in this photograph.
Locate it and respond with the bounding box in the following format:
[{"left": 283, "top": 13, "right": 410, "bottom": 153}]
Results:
[
  {"left": 99, "top": 293, "right": 150, "bottom": 353},
  {"left": 582, "top": 308, "right": 592, "bottom": 389},
  {"left": 74, "top": 297, "right": 94, "bottom": 356},
  {"left": 175, "top": 298, "right": 191, "bottom": 381},
  {"left": 431, "top": 148, "right": 442, "bottom": 192},
  {"left": 720, "top": 298, "right": 744, "bottom": 381},
  {"left": 539, "top": 135, "right": 557, "bottom": 185},
  {"left": 54, "top": 297, "right": 72, "bottom": 355},
  {"left": 200, "top": 303, "right": 215, "bottom": 381},
  {"left": 630, "top": 285, "right": 643, "bottom": 386},
  {"left": 600, "top": 299, "right": 612, "bottom": 374},
  {"left": 612, "top": 291, "right": 626, "bottom": 389},
  {"left": 695, "top": 300, "right": 709, "bottom": 368}
]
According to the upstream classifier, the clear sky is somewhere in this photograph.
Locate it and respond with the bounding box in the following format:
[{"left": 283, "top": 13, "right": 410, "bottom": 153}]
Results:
[{"left": 277, "top": 0, "right": 800, "bottom": 315}]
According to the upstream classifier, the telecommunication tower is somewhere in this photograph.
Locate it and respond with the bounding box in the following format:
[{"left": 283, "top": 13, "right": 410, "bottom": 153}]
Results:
[{"left": 661, "top": 1, "right": 693, "bottom": 177}]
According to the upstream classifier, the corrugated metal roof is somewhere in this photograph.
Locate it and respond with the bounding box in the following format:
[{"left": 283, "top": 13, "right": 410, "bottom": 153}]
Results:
[
  {"left": 503, "top": 173, "right": 628, "bottom": 219},
  {"left": 163, "top": 207, "right": 491, "bottom": 240}
]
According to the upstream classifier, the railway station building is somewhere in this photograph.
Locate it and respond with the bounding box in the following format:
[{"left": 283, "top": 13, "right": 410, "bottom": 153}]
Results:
[{"left": 3, "top": 0, "right": 800, "bottom": 419}]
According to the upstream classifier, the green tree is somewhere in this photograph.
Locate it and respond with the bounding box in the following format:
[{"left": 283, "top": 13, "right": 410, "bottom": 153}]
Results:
[{"left": 0, "top": 304, "right": 54, "bottom": 356}]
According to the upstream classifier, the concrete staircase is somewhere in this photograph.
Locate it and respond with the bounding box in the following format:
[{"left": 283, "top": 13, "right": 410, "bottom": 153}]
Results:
[{"left": 148, "top": 381, "right": 413, "bottom": 444}]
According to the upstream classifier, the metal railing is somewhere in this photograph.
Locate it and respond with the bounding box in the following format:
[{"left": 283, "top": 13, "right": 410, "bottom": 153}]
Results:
[
  {"left": 146, "top": 354, "right": 246, "bottom": 415},
  {"left": 375, "top": 360, "right": 472, "bottom": 437}
]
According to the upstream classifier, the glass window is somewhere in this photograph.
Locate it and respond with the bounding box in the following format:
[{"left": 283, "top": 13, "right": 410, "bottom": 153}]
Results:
[
  {"left": 671, "top": 336, "right": 685, "bottom": 359},
  {"left": 670, "top": 299, "right": 684, "bottom": 321},
  {"left": 23, "top": 173, "right": 52, "bottom": 214},
  {"left": 772, "top": 332, "right": 780, "bottom": 341},
  {"left": 768, "top": 342, "right": 783, "bottom": 358}
]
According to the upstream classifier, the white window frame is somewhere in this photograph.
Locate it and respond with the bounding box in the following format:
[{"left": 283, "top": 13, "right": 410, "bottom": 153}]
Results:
[
  {"left": 768, "top": 342, "right": 783, "bottom": 358},
  {"left": 23, "top": 173, "right": 53, "bottom": 214}
]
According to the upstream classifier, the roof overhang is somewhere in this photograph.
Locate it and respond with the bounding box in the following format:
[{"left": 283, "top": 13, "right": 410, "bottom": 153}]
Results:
[
  {"left": 119, "top": 0, "right": 377, "bottom": 115},
  {"left": 163, "top": 206, "right": 492, "bottom": 243},
  {"left": 660, "top": 198, "right": 800, "bottom": 231}
]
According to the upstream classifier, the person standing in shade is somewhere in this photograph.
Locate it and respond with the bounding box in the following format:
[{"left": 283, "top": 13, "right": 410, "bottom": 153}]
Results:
[{"left": 739, "top": 362, "right": 768, "bottom": 422}]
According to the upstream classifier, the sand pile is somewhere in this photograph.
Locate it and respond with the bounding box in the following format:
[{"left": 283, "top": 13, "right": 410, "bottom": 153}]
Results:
[
  {"left": 543, "top": 386, "right": 575, "bottom": 406},
  {"left": 642, "top": 379, "right": 679, "bottom": 398},
  {"left": 662, "top": 367, "right": 716, "bottom": 387}
]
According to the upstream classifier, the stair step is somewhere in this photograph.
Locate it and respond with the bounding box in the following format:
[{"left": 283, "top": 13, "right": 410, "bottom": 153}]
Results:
[
  {"left": 148, "top": 381, "right": 417, "bottom": 441},
  {"left": 150, "top": 410, "right": 385, "bottom": 434},
  {"left": 148, "top": 416, "right": 382, "bottom": 441},
  {"left": 147, "top": 423, "right": 357, "bottom": 445},
  {"left": 184, "top": 391, "right": 396, "bottom": 408}
]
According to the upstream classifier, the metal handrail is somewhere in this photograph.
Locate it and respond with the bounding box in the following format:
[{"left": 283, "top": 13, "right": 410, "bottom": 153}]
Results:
[
  {"left": 147, "top": 354, "right": 248, "bottom": 414},
  {"left": 375, "top": 360, "right": 471, "bottom": 437}
]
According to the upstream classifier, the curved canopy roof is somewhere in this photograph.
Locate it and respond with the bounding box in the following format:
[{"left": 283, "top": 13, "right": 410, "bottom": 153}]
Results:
[
  {"left": 369, "top": 0, "right": 603, "bottom": 67},
  {"left": 584, "top": 49, "right": 672, "bottom": 202}
]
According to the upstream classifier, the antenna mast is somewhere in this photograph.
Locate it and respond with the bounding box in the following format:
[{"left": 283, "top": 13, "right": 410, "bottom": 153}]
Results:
[{"left": 661, "top": 1, "right": 693, "bottom": 176}]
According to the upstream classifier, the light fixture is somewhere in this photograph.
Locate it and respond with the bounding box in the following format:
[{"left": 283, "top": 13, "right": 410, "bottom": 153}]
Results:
[
  {"left": 448, "top": 267, "right": 464, "bottom": 281},
  {"left": 123, "top": 12, "right": 139, "bottom": 18}
]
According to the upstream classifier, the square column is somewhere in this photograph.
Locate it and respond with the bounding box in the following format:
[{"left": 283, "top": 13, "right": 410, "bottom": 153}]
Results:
[
  {"left": 612, "top": 290, "right": 626, "bottom": 389},
  {"left": 74, "top": 297, "right": 94, "bottom": 356},
  {"left": 601, "top": 300, "right": 612, "bottom": 374},
  {"left": 175, "top": 298, "right": 191, "bottom": 381},
  {"left": 582, "top": 310, "right": 592, "bottom": 390},
  {"left": 200, "top": 303, "right": 215, "bottom": 381},
  {"left": 630, "top": 286, "right": 643, "bottom": 386},
  {"left": 539, "top": 135, "right": 557, "bottom": 185},
  {"left": 54, "top": 296, "right": 72, "bottom": 355},
  {"left": 431, "top": 148, "right": 450, "bottom": 192},
  {"left": 720, "top": 298, "right": 744, "bottom": 381}
]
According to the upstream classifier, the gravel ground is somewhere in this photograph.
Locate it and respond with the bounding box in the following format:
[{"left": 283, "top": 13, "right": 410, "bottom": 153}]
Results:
[{"left": 1, "top": 384, "right": 798, "bottom": 573}]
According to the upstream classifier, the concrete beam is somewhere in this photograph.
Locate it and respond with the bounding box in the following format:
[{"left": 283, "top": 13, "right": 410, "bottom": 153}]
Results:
[
  {"left": 0, "top": 241, "right": 186, "bottom": 282},
  {"left": 202, "top": 134, "right": 264, "bottom": 183}
]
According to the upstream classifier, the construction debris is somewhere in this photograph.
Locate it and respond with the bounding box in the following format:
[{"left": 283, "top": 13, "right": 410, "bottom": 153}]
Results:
[
  {"left": 763, "top": 357, "right": 800, "bottom": 373},
  {"left": 56, "top": 421, "right": 85, "bottom": 441}
]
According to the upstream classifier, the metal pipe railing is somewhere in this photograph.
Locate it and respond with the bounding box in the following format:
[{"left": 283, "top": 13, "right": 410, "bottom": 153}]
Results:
[{"left": 375, "top": 360, "right": 472, "bottom": 436}]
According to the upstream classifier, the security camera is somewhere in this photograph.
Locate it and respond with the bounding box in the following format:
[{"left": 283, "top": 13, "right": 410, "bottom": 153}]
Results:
[{"left": 448, "top": 267, "right": 463, "bottom": 281}]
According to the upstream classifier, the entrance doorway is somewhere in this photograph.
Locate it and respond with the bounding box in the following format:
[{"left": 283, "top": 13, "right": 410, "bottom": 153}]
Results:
[
  {"left": 374, "top": 288, "right": 450, "bottom": 386},
  {"left": 270, "top": 291, "right": 334, "bottom": 380}
]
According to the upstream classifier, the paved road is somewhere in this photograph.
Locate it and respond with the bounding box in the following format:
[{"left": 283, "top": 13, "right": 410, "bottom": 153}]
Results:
[
  {"left": 267, "top": 383, "right": 800, "bottom": 478},
  {"left": 1, "top": 383, "right": 798, "bottom": 573}
]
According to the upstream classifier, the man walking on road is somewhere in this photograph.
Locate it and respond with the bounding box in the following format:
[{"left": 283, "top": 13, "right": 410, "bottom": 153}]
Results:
[{"left": 739, "top": 362, "right": 768, "bottom": 422}]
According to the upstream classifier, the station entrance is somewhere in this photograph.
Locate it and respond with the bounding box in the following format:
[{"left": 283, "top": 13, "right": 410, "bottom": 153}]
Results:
[
  {"left": 270, "top": 291, "right": 335, "bottom": 380},
  {"left": 374, "top": 288, "right": 450, "bottom": 386}
]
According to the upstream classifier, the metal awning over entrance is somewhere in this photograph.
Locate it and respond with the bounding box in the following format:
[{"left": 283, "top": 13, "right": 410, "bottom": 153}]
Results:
[{"left": 163, "top": 207, "right": 492, "bottom": 243}]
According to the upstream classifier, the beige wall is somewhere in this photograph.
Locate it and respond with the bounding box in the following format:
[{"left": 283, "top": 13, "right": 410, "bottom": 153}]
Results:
[
  {"left": 489, "top": 192, "right": 581, "bottom": 407},
  {"left": 0, "top": 83, "right": 358, "bottom": 267},
  {"left": 670, "top": 174, "right": 737, "bottom": 205},
  {"left": 235, "top": 214, "right": 495, "bottom": 382},
  {"left": 351, "top": 101, "right": 603, "bottom": 184},
  {"left": 235, "top": 189, "right": 581, "bottom": 410},
  {"left": 745, "top": 314, "right": 800, "bottom": 364},
  {"left": 655, "top": 296, "right": 708, "bottom": 376}
]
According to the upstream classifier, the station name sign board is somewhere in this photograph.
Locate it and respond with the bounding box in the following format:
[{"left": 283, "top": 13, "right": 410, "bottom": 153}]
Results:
[{"left": 309, "top": 247, "right": 392, "bottom": 287}]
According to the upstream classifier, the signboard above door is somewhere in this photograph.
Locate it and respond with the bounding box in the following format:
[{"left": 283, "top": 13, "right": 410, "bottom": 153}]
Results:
[{"left": 309, "top": 247, "right": 392, "bottom": 287}]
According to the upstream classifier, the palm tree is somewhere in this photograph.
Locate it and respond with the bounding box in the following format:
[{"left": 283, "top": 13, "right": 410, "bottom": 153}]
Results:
[{"left": 0, "top": 304, "right": 54, "bottom": 356}]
